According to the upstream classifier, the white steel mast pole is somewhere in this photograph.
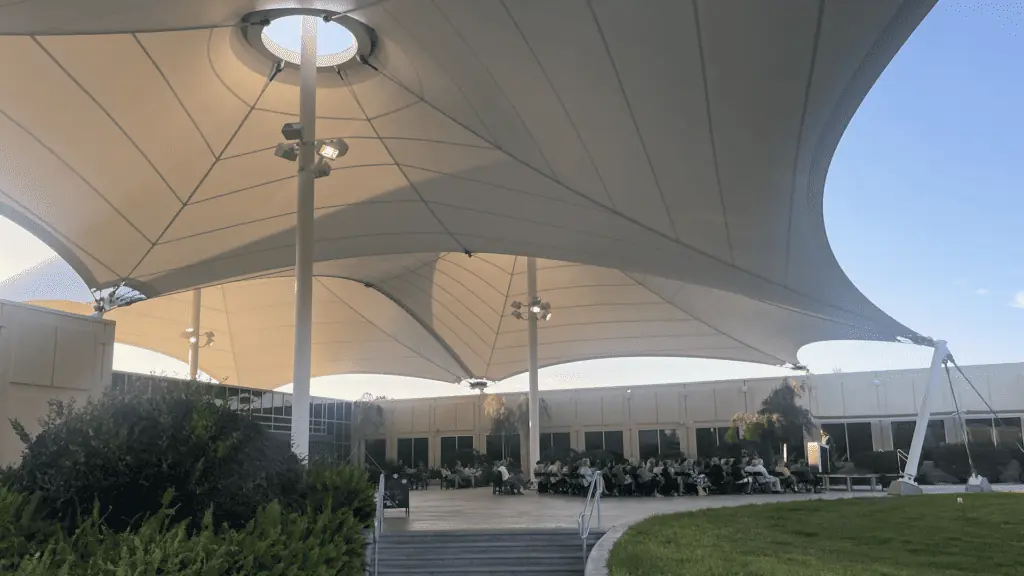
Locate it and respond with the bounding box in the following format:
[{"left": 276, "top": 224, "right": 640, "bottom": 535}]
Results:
[{"left": 291, "top": 15, "right": 317, "bottom": 459}]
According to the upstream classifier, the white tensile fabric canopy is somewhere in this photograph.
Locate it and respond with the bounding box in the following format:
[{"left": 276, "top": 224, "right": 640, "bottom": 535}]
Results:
[
  {"left": 5, "top": 253, "right": 892, "bottom": 388},
  {"left": 0, "top": 0, "right": 934, "bottom": 388}
]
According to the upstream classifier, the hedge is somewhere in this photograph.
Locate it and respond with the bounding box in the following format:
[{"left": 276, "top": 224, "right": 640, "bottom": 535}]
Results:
[{"left": 1, "top": 385, "right": 373, "bottom": 574}]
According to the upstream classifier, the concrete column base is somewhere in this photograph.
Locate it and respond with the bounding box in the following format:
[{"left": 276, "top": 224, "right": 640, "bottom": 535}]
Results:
[{"left": 887, "top": 478, "right": 924, "bottom": 496}]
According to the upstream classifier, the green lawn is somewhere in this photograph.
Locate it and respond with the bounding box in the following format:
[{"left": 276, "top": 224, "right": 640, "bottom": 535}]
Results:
[{"left": 607, "top": 494, "right": 1024, "bottom": 576}]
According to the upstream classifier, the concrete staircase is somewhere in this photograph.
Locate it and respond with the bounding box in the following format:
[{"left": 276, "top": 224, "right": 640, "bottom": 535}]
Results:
[{"left": 374, "top": 529, "right": 605, "bottom": 576}]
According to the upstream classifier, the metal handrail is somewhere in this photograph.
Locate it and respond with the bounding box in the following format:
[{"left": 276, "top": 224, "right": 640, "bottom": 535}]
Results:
[
  {"left": 372, "top": 473, "right": 385, "bottom": 576},
  {"left": 576, "top": 474, "right": 603, "bottom": 564},
  {"left": 896, "top": 449, "right": 909, "bottom": 475}
]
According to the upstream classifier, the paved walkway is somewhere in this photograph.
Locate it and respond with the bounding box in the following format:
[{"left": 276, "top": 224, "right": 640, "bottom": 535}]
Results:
[{"left": 381, "top": 486, "right": 882, "bottom": 532}]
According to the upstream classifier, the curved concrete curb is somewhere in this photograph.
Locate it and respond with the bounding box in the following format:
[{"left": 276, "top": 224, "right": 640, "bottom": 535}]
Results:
[{"left": 584, "top": 522, "right": 631, "bottom": 576}]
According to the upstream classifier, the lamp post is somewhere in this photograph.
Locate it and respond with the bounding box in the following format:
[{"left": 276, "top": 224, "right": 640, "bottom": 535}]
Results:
[
  {"left": 187, "top": 288, "right": 201, "bottom": 380},
  {"left": 509, "top": 257, "right": 552, "bottom": 481},
  {"left": 270, "top": 16, "right": 349, "bottom": 459}
]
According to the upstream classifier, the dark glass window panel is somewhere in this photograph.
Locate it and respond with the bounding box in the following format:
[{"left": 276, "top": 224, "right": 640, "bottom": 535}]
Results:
[
  {"left": 413, "top": 437, "right": 429, "bottom": 467},
  {"left": 604, "top": 431, "right": 624, "bottom": 457},
  {"left": 846, "top": 422, "right": 874, "bottom": 456},
  {"left": 584, "top": 431, "right": 603, "bottom": 452},
  {"left": 638, "top": 429, "right": 659, "bottom": 461},
  {"left": 397, "top": 438, "right": 413, "bottom": 466},
  {"left": 966, "top": 418, "right": 994, "bottom": 446},
  {"left": 540, "top": 433, "right": 551, "bottom": 449},
  {"left": 440, "top": 437, "right": 458, "bottom": 468},
  {"left": 891, "top": 421, "right": 915, "bottom": 452},
  {"left": 551, "top": 432, "right": 571, "bottom": 451},
  {"left": 996, "top": 417, "right": 1022, "bottom": 448},
  {"left": 696, "top": 428, "right": 717, "bottom": 459},
  {"left": 457, "top": 436, "right": 474, "bottom": 451},
  {"left": 486, "top": 435, "right": 504, "bottom": 462},
  {"left": 659, "top": 429, "right": 681, "bottom": 455},
  {"left": 327, "top": 402, "right": 337, "bottom": 421}
]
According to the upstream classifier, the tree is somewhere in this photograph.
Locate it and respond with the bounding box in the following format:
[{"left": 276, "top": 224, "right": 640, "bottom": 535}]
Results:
[
  {"left": 729, "top": 379, "right": 815, "bottom": 463},
  {"left": 483, "top": 394, "right": 550, "bottom": 464},
  {"left": 352, "top": 393, "right": 388, "bottom": 464}
]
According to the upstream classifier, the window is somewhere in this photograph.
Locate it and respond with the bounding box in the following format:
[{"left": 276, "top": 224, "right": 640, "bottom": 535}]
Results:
[
  {"left": 540, "top": 432, "right": 571, "bottom": 457},
  {"left": 638, "top": 429, "right": 681, "bottom": 460},
  {"left": 583, "top": 430, "right": 624, "bottom": 457},
  {"left": 891, "top": 419, "right": 945, "bottom": 452},
  {"left": 485, "top": 434, "right": 521, "bottom": 463},
  {"left": 995, "top": 417, "right": 1022, "bottom": 448},
  {"left": 846, "top": 422, "right": 873, "bottom": 456},
  {"left": 440, "top": 435, "right": 474, "bottom": 468},
  {"left": 966, "top": 418, "right": 995, "bottom": 446},
  {"left": 695, "top": 427, "right": 739, "bottom": 459},
  {"left": 821, "top": 422, "right": 875, "bottom": 461},
  {"left": 364, "top": 438, "right": 387, "bottom": 469},
  {"left": 397, "top": 437, "right": 429, "bottom": 467}
]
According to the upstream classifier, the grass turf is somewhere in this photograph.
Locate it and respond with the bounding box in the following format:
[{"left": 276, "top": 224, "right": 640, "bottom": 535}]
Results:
[{"left": 607, "top": 493, "right": 1024, "bottom": 576}]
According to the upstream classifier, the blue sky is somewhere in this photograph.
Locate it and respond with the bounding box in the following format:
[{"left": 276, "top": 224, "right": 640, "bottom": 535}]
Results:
[{"left": 0, "top": 2, "right": 1020, "bottom": 399}]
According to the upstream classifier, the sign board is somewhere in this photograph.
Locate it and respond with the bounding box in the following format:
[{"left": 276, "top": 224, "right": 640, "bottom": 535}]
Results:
[{"left": 383, "top": 474, "right": 410, "bottom": 516}]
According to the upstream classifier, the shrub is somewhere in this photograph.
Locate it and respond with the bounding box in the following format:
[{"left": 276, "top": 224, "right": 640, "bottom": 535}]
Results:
[
  {"left": 5, "top": 384, "right": 304, "bottom": 533},
  {"left": 8, "top": 496, "right": 364, "bottom": 575},
  {"left": 298, "top": 464, "right": 375, "bottom": 526}
]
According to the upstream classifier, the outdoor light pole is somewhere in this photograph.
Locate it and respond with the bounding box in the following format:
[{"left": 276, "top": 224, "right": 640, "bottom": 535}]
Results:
[
  {"left": 290, "top": 15, "right": 318, "bottom": 459},
  {"left": 527, "top": 257, "right": 540, "bottom": 482},
  {"left": 890, "top": 339, "right": 948, "bottom": 494},
  {"left": 187, "top": 288, "right": 201, "bottom": 380}
]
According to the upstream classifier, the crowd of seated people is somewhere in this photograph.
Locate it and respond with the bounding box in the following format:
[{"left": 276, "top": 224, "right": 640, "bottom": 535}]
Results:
[
  {"left": 535, "top": 454, "right": 822, "bottom": 497},
  {"left": 439, "top": 460, "right": 489, "bottom": 489}
]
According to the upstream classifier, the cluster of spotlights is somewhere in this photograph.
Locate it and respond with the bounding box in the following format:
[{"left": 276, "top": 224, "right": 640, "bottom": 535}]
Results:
[
  {"left": 274, "top": 122, "right": 349, "bottom": 179},
  {"left": 509, "top": 297, "right": 552, "bottom": 321}
]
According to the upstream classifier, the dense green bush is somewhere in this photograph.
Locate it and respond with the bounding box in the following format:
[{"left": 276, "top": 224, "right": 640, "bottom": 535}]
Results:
[
  {"left": 4, "top": 489, "right": 364, "bottom": 575},
  {"left": 299, "top": 464, "right": 375, "bottom": 525},
  {"left": 5, "top": 385, "right": 305, "bottom": 533}
]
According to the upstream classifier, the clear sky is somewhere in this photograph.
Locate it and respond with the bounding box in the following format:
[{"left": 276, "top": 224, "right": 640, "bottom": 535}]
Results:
[{"left": 0, "top": 2, "right": 1020, "bottom": 400}]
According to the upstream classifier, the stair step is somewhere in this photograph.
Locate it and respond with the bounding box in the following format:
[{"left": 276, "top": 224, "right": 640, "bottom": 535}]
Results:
[
  {"left": 378, "top": 571, "right": 583, "bottom": 576},
  {"left": 379, "top": 551, "right": 582, "bottom": 562}
]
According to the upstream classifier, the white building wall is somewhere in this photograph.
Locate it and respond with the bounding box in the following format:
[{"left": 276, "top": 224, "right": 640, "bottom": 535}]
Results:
[
  {"left": 0, "top": 299, "right": 115, "bottom": 466},
  {"left": 372, "top": 364, "right": 1024, "bottom": 466}
]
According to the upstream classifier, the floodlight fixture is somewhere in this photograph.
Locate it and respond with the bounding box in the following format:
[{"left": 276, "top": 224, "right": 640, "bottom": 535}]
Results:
[
  {"left": 317, "top": 137, "right": 349, "bottom": 160},
  {"left": 274, "top": 142, "right": 299, "bottom": 161},
  {"left": 509, "top": 296, "right": 552, "bottom": 321},
  {"left": 312, "top": 158, "right": 332, "bottom": 179},
  {"left": 281, "top": 122, "right": 304, "bottom": 141}
]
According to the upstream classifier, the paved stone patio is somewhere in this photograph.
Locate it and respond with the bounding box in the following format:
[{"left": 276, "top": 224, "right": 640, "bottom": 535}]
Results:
[{"left": 381, "top": 487, "right": 882, "bottom": 532}]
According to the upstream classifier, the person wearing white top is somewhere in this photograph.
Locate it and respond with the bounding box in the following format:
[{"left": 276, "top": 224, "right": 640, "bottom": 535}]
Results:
[{"left": 744, "top": 457, "right": 781, "bottom": 492}]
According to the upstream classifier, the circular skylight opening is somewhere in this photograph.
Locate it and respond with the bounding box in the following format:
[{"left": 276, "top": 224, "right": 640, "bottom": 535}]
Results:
[{"left": 261, "top": 15, "right": 358, "bottom": 68}]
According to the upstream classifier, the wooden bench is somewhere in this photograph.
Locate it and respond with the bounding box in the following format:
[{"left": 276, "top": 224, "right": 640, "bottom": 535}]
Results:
[{"left": 823, "top": 474, "right": 881, "bottom": 492}]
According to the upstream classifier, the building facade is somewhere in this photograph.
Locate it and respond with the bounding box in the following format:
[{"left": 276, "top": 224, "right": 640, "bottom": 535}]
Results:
[{"left": 364, "top": 363, "right": 1024, "bottom": 468}]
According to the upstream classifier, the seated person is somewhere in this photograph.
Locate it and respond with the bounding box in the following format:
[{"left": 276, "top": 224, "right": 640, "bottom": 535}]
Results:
[
  {"left": 774, "top": 458, "right": 797, "bottom": 492},
  {"left": 578, "top": 458, "right": 597, "bottom": 488},
  {"left": 706, "top": 457, "right": 728, "bottom": 492},
  {"left": 745, "top": 456, "right": 782, "bottom": 493}
]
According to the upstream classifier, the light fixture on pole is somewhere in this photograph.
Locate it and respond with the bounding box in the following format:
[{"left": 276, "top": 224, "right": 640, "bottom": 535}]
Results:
[
  {"left": 510, "top": 260, "right": 551, "bottom": 483},
  {"left": 509, "top": 297, "right": 552, "bottom": 322}
]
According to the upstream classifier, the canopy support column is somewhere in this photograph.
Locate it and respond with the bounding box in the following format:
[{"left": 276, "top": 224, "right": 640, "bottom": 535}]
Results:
[
  {"left": 291, "top": 15, "right": 317, "bottom": 460},
  {"left": 187, "top": 288, "right": 201, "bottom": 380},
  {"left": 527, "top": 257, "right": 540, "bottom": 481},
  {"left": 889, "top": 339, "right": 947, "bottom": 495}
]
